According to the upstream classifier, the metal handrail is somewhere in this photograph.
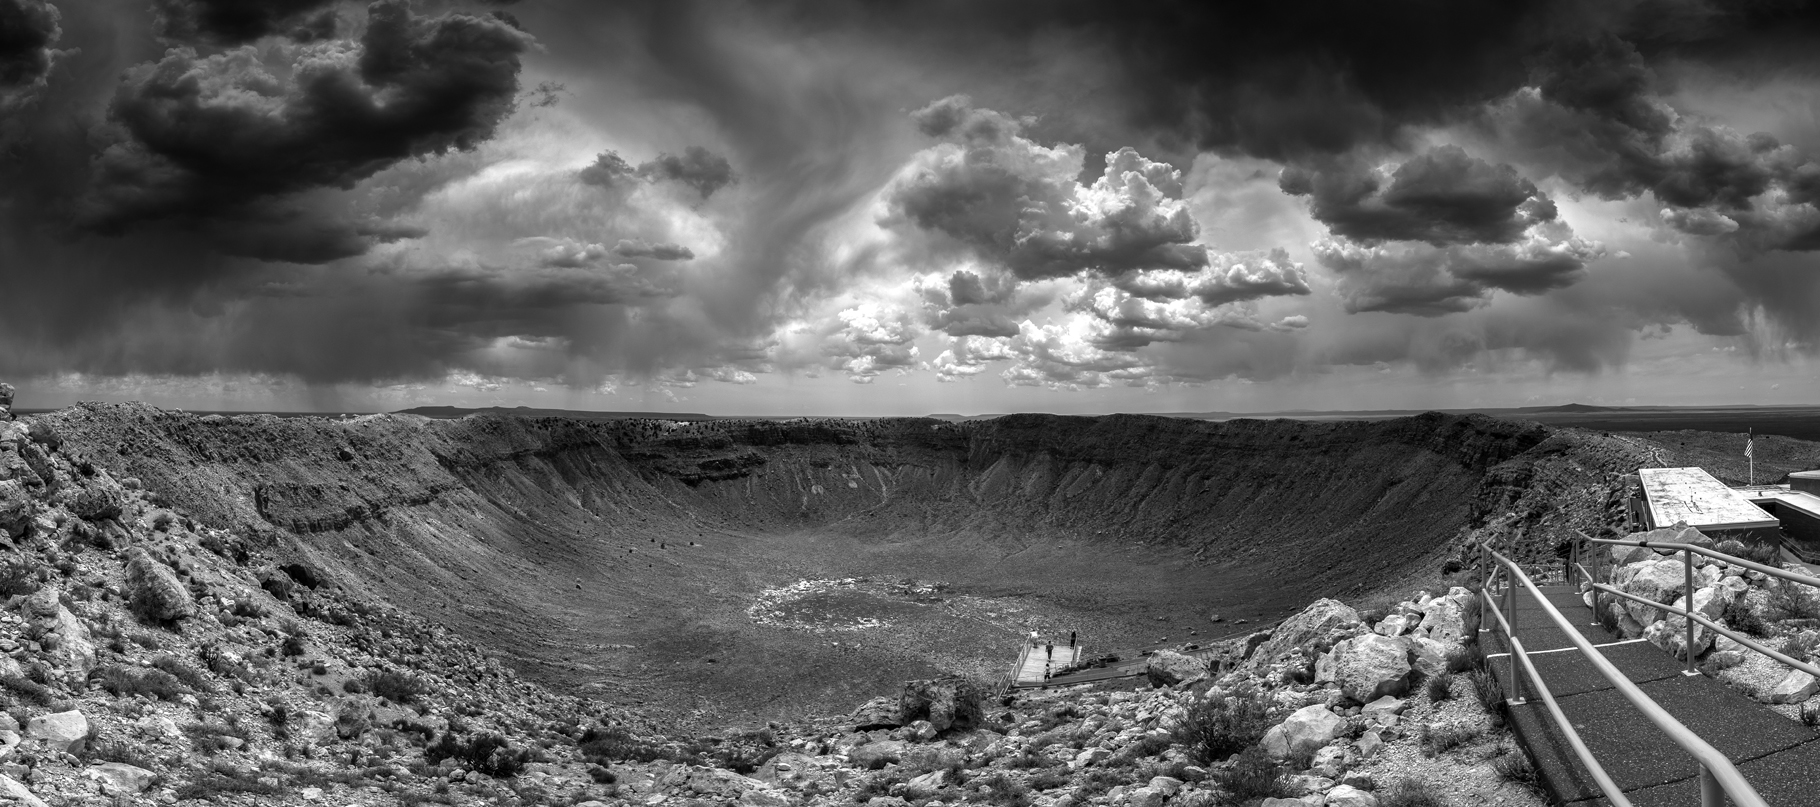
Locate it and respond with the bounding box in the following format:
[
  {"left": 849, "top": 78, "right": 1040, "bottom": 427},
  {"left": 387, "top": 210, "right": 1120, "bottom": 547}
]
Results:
[
  {"left": 1580, "top": 532, "right": 1820, "bottom": 590},
  {"left": 1481, "top": 543, "right": 1768, "bottom": 807}
]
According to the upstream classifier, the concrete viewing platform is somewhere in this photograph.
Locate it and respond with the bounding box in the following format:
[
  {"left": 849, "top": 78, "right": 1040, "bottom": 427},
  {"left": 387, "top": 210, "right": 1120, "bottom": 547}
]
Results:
[{"left": 1011, "top": 642, "right": 1081, "bottom": 685}]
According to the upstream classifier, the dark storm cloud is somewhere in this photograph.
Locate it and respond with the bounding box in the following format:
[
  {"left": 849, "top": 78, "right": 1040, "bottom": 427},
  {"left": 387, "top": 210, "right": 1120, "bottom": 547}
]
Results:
[
  {"left": 151, "top": 0, "right": 340, "bottom": 45},
  {"left": 635, "top": 145, "right": 737, "bottom": 199},
  {"left": 612, "top": 239, "right": 694, "bottom": 260},
  {"left": 81, "top": 0, "right": 530, "bottom": 261},
  {"left": 1279, "top": 146, "right": 1558, "bottom": 246},
  {"left": 577, "top": 151, "right": 635, "bottom": 188},
  {"left": 0, "top": 0, "right": 62, "bottom": 109},
  {"left": 1315, "top": 233, "right": 1602, "bottom": 316},
  {"left": 575, "top": 146, "right": 738, "bottom": 200}
]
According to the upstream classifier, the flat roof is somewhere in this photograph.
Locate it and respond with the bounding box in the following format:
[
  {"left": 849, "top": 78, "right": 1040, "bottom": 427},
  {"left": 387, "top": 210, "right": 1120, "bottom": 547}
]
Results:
[{"left": 1638, "top": 467, "right": 1779, "bottom": 530}]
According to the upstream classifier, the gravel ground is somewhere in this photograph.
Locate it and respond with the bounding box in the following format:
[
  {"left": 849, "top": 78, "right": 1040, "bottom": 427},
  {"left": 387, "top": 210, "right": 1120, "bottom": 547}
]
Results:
[
  {"left": 1351, "top": 677, "right": 1549, "bottom": 807},
  {"left": 1712, "top": 649, "right": 1812, "bottom": 722}
]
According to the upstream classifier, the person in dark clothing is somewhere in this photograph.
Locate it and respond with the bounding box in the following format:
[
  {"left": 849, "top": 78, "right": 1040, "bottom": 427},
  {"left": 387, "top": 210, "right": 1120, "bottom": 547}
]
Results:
[{"left": 1069, "top": 631, "right": 1077, "bottom": 648}]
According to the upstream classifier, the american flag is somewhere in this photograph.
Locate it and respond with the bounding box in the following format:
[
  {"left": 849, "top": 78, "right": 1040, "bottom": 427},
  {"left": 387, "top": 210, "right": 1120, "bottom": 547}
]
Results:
[{"left": 1745, "top": 430, "right": 1754, "bottom": 459}]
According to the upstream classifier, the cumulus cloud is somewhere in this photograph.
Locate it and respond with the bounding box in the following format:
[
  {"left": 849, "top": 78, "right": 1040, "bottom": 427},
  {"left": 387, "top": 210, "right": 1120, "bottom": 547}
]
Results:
[
  {"left": 1107, "top": 249, "right": 1310, "bottom": 306},
  {"left": 1280, "top": 146, "right": 1559, "bottom": 245},
  {"left": 0, "top": 0, "right": 63, "bottom": 110},
  {"left": 886, "top": 97, "right": 1207, "bottom": 280},
  {"left": 613, "top": 239, "right": 695, "bottom": 260},
  {"left": 151, "top": 0, "right": 340, "bottom": 45},
  {"left": 931, "top": 335, "right": 1013, "bottom": 382},
  {"left": 819, "top": 303, "right": 920, "bottom": 382},
  {"left": 81, "top": 0, "right": 530, "bottom": 261}
]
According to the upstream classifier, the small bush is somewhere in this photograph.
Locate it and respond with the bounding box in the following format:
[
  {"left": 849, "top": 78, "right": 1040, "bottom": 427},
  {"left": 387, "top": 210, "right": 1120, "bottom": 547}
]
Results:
[
  {"left": 971, "top": 771, "right": 1030, "bottom": 807},
  {"left": 84, "top": 735, "right": 155, "bottom": 769},
  {"left": 1460, "top": 593, "right": 1483, "bottom": 640},
  {"left": 281, "top": 634, "right": 307, "bottom": 657},
  {"left": 149, "top": 654, "right": 213, "bottom": 693},
  {"left": 1419, "top": 723, "right": 1483, "bottom": 756},
  {"left": 175, "top": 761, "right": 280, "bottom": 800},
  {"left": 93, "top": 665, "right": 189, "bottom": 700},
  {"left": 1445, "top": 645, "right": 1480, "bottom": 674},
  {"left": 1213, "top": 746, "right": 1287, "bottom": 802},
  {"left": 1767, "top": 586, "right": 1820, "bottom": 623},
  {"left": 0, "top": 562, "right": 39, "bottom": 598},
  {"left": 1169, "top": 685, "right": 1276, "bottom": 764},
  {"left": 1469, "top": 667, "right": 1505, "bottom": 725},
  {"left": 1783, "top": 633, "right": 1820, "bottom": 663},
  {"left": 364, "top": 670, "right": 424, "bottom": 705},
  {"left": 586, "top": 765, "right": 616, "bottom": 784},
  {"left": 425, "top": 732, "right": 528, "bottom": 779},
  {"left": 1378, "top": 778, "right": 1447, "bottom": 807},
  {"left": 0, "top": 674, "right": 54, "bottom": 706},
  {"left": 1426, "top": 671, "right": 1455, "bottom": 702},
  {"left": 1492, "top": 747, "right": 1540, "bottom": 790}
]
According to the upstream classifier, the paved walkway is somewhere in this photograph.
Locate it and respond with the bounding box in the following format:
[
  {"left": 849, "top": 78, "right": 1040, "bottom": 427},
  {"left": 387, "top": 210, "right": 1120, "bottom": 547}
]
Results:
[{"left": 1484, "top": 585, "right": 1820, "bottom": 806}]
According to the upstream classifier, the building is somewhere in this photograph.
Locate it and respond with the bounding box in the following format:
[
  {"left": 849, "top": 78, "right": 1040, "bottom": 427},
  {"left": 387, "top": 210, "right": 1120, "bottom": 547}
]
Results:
[
  {"left": 1632, "top": 467, "right": 1782, "bottom": 544},
  {"left": 1742, "top": 470, "right": 1820, "bottom": 562}
]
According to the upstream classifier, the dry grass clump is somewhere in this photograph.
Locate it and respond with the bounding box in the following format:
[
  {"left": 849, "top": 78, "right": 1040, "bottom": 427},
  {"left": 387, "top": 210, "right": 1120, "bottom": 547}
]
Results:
[{"left": 1168, "top": 683, "right": 1275, "bottom": 764}]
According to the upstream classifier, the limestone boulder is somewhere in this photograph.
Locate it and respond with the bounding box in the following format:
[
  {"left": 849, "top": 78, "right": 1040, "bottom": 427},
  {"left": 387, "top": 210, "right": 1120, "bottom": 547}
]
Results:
[
  {"left": 123, "top": 549, "right": 193, "bottom": 624},
  {"left": 0, "top": 480, "right": 29, "bottom": 539},
  {"left": 1416, "top": 592, "right": 1470, "bottom": 643},
  {"left": 1770, "top": 671, "right": 1819, "bottom": 704},
  {"left": 740, "top": 790, "right": 791, "bottom": 807},
  {"left": 850, "top": 740, "right": 907, "bottom": 768},
  {"left": 684, "top": 767, "right": 763, "bottom": 798},
  {"left": 69, "top": 473, "right": 124, "bottom": 521},
  {"left": 1373, "top": 614, "right": 1412, "bottom": 637},
  {"left": 1261, "top": 704, "right": 1344, "bottom": 760},
  {"left": 1325, "top": 784, "right": 1379, "bottom": 807},
  {"left": 899, "top": 678, "right": 981, "bottom": 733},
  {"left": 25, "top": 587, "right": 96, "bottom": 675},
  {"left": 25, "top": 710, "right": 87, "bottom": 754},
  {"left": 0, "top": 775, "right": 46, "bottom": 807},
  {"left": 1643, "top": 616, "right": 1711, "bottom": 660},
  {"left": 851, "top": 696, "right": 901, "bottom": 731},
  {"left": 1334, "top": 634, "right": 1414, "bottom": 703},
  {"left": 903, "top": 769, "right": 950, "bottom": 801},
  {"left": 1146, "top": 649, "right": 1208, "bottom": 687},
  {"left": 1360, "top": 696, "right": 1406, "bottom": 719},
  {"left": 1245, "top": 599, "right": 1359, "bottom": 672},
  {"left": 1620, "top": 558, "right": 1691, "bottom": 626},
  {"left": 84, "top": 763, "right": 155, "bottom": 795},
  {"left": 1407, "top": 636, "right": 1450, "bottom": 679}
]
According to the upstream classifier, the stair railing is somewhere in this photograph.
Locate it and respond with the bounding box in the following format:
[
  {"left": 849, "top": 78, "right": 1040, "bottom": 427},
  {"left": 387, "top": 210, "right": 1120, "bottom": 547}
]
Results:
[{"left": 1480, "top": 542, "right": 1769, "bottom": 807}]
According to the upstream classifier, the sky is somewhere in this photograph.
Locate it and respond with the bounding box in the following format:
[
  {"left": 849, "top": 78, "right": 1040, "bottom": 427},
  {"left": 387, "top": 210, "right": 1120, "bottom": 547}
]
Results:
[{"left": 2, "top": 0, "right": 1820, "bottom": 416}]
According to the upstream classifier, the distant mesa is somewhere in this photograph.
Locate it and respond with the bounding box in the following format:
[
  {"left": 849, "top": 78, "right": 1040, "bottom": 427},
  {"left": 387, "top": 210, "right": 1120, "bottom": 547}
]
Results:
[{"left": 396, "top": 405, "right": 717, "bottom": 421}]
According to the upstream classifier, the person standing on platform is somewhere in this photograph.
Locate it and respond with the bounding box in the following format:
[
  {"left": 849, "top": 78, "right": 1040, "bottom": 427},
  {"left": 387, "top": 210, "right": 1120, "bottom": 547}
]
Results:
[{"left": 1069, "top": 631, "right": 1077, "bottom": 648}]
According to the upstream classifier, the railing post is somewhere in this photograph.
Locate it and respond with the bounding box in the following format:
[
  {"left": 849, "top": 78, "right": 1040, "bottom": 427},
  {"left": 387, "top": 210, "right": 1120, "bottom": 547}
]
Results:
[
  {"left": 1700, "top": 763, "right": 1722, "bottom": 807},
  {"left": 1505, "top": 570, "right": 1525, "bottom": 705},
  {"left": 1684, "top": 546, "right": 1698, "bottom": 675}
]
